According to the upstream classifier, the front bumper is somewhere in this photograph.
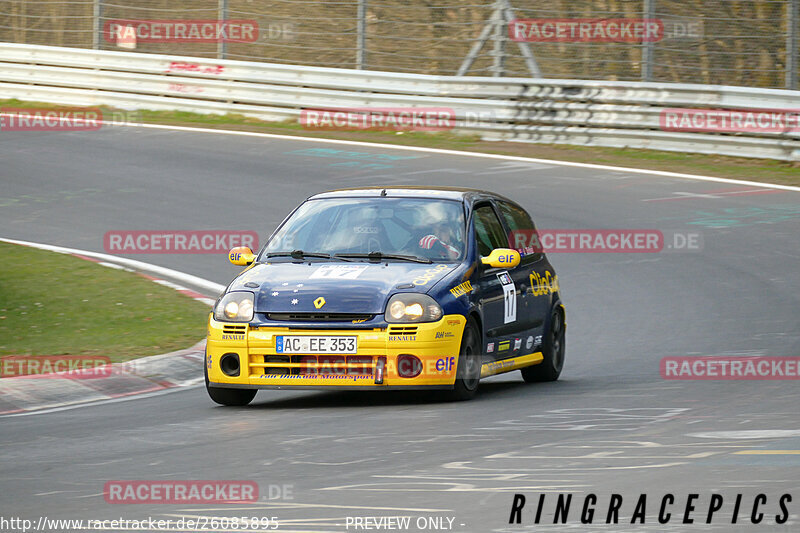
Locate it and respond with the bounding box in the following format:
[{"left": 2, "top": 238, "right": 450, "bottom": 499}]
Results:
[{"left": 206, "top": 314, "right": 466, "bottom": 389}]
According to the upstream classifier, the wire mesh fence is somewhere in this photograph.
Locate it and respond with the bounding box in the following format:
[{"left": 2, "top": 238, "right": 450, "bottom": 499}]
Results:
[{"left": 0, "top": 0, "right": 797, "bottom": 89}]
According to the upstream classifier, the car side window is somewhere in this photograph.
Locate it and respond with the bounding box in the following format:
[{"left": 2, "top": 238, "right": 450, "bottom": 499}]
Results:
[
  {"left": 473, "top": 205, "right": 509, "bottom": 257},
  {"left": 498, "top": 201, "right": 538, "bottom": 254}
]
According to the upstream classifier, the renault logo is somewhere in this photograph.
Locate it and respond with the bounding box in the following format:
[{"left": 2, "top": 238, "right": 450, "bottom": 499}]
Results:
[{"left": 313, "top": 297, "right": 326, "bottom": 309}]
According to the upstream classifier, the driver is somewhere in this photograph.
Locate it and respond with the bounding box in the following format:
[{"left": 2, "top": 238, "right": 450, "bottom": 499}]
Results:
[{"left": 418, "top": 222, "right": 461, "bottom": 260}]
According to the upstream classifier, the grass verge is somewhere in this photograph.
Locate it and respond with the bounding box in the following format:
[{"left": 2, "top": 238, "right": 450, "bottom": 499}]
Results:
[
  {"left": 0, "top": 241, "right": 210, "bottom": 365},
  {"left": 3, "top": 99, "right": 798, "bottom": 186}
]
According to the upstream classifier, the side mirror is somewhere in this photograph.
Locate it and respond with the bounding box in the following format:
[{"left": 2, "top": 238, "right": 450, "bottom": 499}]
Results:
[
  {"left": 228, "top": 247, "right": 255, "bottom": 266},
  {"left": 481, "top": 248, "right": 521, "bottom": 268}
]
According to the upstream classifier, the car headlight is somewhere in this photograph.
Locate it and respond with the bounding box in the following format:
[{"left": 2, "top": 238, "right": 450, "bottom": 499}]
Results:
[
  {"left": 214, "top": 292, "right": 255, "bottom": 322},
  {"left": 385, "top": 293, "right": 443, "bottom": 323}
]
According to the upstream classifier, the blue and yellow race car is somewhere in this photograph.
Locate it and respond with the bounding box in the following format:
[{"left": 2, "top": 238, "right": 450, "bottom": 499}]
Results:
[{"left": 205, "top": 187, "right": 565, "bottom": 404}]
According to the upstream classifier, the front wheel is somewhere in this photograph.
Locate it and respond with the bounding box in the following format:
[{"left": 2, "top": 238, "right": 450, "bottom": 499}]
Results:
[
  {"left": 521, "top": 305, "right": 565, "bottom": 383},
  {"left": 205, "top": 358, "right": 257, "bottom": 406},
  {"left": 447, "top": 318, "right": 482, "bottom": 401}
]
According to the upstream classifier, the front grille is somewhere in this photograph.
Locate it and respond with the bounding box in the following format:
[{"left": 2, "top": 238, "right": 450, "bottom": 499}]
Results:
[
  {"left": 266, "top": 313, "right": 374, "bottom": 323},
  {"left": 257, "top": 354, "right": 383, "bottom": 376},
  {"left": 388, "top": 326, "right": 418, "bottom": 335},
  {"left": 222, "top": 325, "right": 247, "bottom": 334},
  {"left": 262, "top": 355, "right": 291, "bottom": 375}
]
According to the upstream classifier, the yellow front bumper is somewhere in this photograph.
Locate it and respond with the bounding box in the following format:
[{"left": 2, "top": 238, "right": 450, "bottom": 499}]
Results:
[{"left": 206, "top": 314, "right": 466, "bottom": 389}]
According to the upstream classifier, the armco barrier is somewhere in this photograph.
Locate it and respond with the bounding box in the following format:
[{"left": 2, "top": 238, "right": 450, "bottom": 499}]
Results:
[{"left": 1, "top": 43, "right": 798, "bottom": 161}]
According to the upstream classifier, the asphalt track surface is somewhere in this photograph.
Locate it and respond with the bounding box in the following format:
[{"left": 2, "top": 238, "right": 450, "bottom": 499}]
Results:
[{"left": 1, "top": 126, "right": 799, "bottom": 532}]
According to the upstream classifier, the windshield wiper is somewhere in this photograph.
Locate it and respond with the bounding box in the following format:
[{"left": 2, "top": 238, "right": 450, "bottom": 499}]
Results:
[
  {"left": 334, "top": 252, "right": 432, "bottom": 264},
  {"left": 266, "top": 250, "right": 353, "bottom": 261}
]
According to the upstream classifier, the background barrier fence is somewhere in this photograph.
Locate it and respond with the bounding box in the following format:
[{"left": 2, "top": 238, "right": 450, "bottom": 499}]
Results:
[
  {"left": 1, "top": 43, "right": 799, "bottom": 161},
  {"left": 0, "top": 0, "right": 798, "bottom": 89}
]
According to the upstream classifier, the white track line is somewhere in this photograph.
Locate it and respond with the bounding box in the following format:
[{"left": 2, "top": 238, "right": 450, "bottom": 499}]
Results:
[
  {"left": 0, "top": 237, "right": 225, "bottom": 295},
  {"left": 1, "top": 112, "right": 798, "bottom": 192},
  {"left": 125, "top": 122, "right": 800, "bottom": 192},
  {"left": 0, "top": 382, "right": 204, "bottom": 418}
]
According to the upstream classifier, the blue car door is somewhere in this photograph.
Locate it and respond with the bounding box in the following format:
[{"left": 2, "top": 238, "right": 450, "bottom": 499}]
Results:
[
  {"left": 472, "top": 203, "right": 523, "bottom": 360},
  {"left": 496, "top": 200, "right": 552, "bottom": 356}
]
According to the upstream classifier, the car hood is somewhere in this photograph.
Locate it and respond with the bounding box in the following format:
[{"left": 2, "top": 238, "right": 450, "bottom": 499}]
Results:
[{"left": 229, "top": 262, "right": 456, "bottom": 314}]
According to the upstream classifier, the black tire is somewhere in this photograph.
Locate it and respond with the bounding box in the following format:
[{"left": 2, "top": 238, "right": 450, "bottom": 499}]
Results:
[
  {"left": 205, "top": 357, "right": 257, "bottom": 406},
  {"left": 447, "top": 318, "right": 482, "bottom": 401},
  {"left": 521, "top": 305, "right": 565, "bottom": 383}
]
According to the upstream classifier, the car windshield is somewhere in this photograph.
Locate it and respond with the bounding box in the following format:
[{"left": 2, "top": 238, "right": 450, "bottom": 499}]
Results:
[{"left": 262, "top": 197, "right": 466, "bottom": 262}]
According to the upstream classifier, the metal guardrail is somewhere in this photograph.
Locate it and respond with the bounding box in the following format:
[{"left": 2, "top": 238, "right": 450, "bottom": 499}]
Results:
[{"left": 1, "top": 43, "right": 799, "bottom": 161}]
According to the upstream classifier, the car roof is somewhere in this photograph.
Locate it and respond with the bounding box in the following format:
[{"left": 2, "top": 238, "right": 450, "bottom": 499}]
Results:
[{"left": 308, "top": 186, "right": 517, "bottom": 205}]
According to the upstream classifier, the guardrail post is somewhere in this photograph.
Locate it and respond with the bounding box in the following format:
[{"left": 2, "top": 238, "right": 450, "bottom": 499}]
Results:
[
  {"left": 92, "top": 0, "right": 103, "bottom": 50},
  {"left": 357, "top": 0, "right": 367, "bottom": 69},
  {"left": 788, "top": 0, "right": 799, "bottom": 89},
  {"left": 218, "top": 0, "right": 228, "bottom": 59},
  {"left": 642, "top": 0, "right": 655, "bottom": 81},
  {"left": 458, "top": 0, "right": 541, "bottom": 77},
  {"left": 490, "top": 0, "right": 506, "bottom": 77}
]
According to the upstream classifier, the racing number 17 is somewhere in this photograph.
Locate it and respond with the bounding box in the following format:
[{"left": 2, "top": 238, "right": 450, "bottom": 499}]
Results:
[{"left": 497, "top": 272, "right": 517, "bottom": 324}]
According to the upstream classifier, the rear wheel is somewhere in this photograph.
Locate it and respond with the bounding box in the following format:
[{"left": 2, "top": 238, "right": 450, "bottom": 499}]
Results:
[
  {"left": 521, "top": 305, "right": 565, "bottom": 383},
  {"left": 205, "top": 356, "right": 257, "bottom": 406},
  {"left": 447, "top": 318, "right": 481, "bottom": 401}
]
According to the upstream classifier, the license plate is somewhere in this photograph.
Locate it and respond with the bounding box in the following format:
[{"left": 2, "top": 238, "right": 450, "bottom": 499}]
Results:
[{"left": 275, "top": 335, "right": 357, "bottom": 354}]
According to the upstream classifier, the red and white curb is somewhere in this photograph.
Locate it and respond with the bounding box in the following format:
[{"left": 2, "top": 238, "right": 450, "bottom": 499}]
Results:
[{"left": 0, "top": 238, "right": 224, "bottom": 416}]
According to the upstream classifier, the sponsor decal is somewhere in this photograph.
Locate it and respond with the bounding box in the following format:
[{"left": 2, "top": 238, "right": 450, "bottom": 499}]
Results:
[
  {"left": 660, "top": 356, "right": 800, "bottom": 380},
  {"left": 533, "top": 335, "right": 543, "bottom": 349},
  {"left": 497, "top": 272, "right": 517, "bottom": 324},
  {"left": 525, "top": 336, "right": 534, "bottom": 350},
  {"left": 388, "top": 335, "right": 416, "bottom": 342},
  {"left": 449, "top": 280, "right": 474, "bottom": 298},
  {"left": 509, "top": 18, "right": 663, "bottom": 43},
  {"left": 300, "top": 107, "right": 456, "bottom": 132},
  {"left": 309, "top": 264, "right": 368, "bottom": 279},
  {"left": 435, "top": 357, "right": 456, "bottom": 372},
  {"left": 447, "top": 319, "right": 461, "bottom": 326},
  {"left": 514, "top": 338, "right": 522, "bottom": 350},
  {"left": 486, "top": 342, "right": 495, "bottom": 353},
  {"left": 435, "top": 331, "right": 455, "bottom": 339},
  {"left": 498, "top": 340, "right": 512, "bottom": 352},
  {"left": 353, "top": 226, "right": 379, "bottom": 234},
  {"left": 352, "top": 318, "right": 367, "bottom": 324},
  {"left": 221, "top": 334, "right": 245, "bottom": 341},
  {"left": 260, "top": 373, "right": 374, "bottom": 381},
  {"left": 530, "top": 271, "right": 560, "bottom": 297},
  {"left": 412, "top": 263, "right": 450, "bottom": 286},
  {"left": 206, "top": 353, "right": 212, "bottom": 370},
  {"left": 104, "top": 20, "right": 259, "bottom": 44},
  {"left": 483, "top": 359, "right": 515, "bottom": 374}
]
